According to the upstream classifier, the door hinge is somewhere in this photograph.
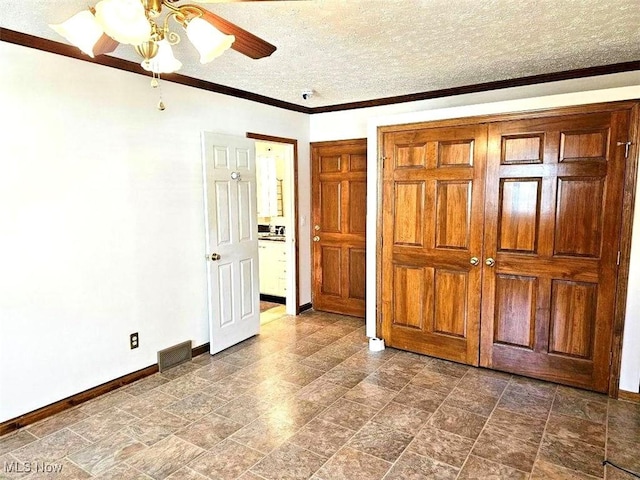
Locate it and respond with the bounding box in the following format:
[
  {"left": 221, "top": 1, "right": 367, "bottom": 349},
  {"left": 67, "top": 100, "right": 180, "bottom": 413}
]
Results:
[
  {"left": 380, "top": 156, "right": 387, "bottom": 169},
  {"left": 610, "top": 350, "right": 613, "bottom": 367},
  {"left": 617, "top": 251, "right": 621, "bottom": 266},
  {"left": 617, "top": 141, "right": 632, "bottom": 159}
]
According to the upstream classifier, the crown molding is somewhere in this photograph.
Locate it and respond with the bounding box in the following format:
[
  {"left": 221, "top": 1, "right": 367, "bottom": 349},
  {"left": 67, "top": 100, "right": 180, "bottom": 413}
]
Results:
[{"left": 2, "top": 28, "right": 639, "bottom": 114}]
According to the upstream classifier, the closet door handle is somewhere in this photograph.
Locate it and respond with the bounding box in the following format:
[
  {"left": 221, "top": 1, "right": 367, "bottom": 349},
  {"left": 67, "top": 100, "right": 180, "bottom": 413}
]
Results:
[
  {"left": 470, "top": 257, "right": 479, "bottom": 266},
  {"left": 313, "top": 236, "right": 320, "bottom": 242},
  {"left": 485, "top": 257, "right": 495, "bottom": 267}
]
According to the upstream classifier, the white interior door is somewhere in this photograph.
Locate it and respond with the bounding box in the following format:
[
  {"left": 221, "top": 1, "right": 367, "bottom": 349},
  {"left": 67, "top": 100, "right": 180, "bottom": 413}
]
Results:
[{"left": 202, "top": 132, "right": 259, "bottom": 354}]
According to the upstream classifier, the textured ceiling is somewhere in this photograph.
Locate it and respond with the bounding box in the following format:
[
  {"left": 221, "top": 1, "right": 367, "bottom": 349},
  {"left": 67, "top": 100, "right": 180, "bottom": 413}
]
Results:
[{"left": 1, "top": 0, "right": 639, "bottom": 107}]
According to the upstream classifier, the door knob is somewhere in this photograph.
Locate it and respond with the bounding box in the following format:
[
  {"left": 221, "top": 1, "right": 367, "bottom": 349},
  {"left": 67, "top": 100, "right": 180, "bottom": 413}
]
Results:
[
  {"left": 210, "top": 253, "right": 221, "bottom": 261},
  {"left": 313, "top": 236, "right": 320, "bottom": 242},
  {"left": 314, "top": 225, "right": 321, "bottom": 231},
  {"left": 470, "top": 257, "right": 479, "bottom": 266},
  {"left": 485, "top": 257, "right": 495, "bottom": 267}
]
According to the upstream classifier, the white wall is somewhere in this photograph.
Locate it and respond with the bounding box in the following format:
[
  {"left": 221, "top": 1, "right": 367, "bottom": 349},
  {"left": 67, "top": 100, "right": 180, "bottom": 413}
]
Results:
[
  {"left": 311, "top": 74, "right": 640, "bottom": 394},
  {"left": 0, "top": 42, "right": 311, "bottom": 422}
]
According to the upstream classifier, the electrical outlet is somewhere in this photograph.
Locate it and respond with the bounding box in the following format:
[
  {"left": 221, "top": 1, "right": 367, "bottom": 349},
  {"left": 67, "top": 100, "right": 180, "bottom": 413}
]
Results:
[{"left": 130, "top": 332, "right": 139, "bottom": 349}]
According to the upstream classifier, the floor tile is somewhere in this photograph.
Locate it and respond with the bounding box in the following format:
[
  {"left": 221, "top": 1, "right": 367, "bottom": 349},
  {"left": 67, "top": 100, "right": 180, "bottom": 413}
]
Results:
[
  {"left": 3, "top": 310, "right": 639, "bottom": 480},
  {"left": 393, "top": 384, "right": 447, "bottom": 413},
  {"left": 384, "top": 450, "right": 459, "bottom": 480},
  {"left": 193, "top": 361, "right": 241, "bottom": 382},
  {"left": 206, "top": 378, "right": 255, "bottom": 402},
  {"left": 163, "top": 392, "right": 222, "bottom": 422},
  {"left": 12, "top": 428, "right": 91, "bottom": 463},
  {"left": 68, "top": 430, "right": 146, "bottom": 475},
  {"left": 457, "top": 455, "right": 528, "bottom": 480},
  {"left": 443, "top": 387, "right": 498, "bottom": 417},
  {"left": 484, "top": 407, "right": 547, "bottom": 444},
  {"left": 230, "top": 417, "right": 298, "bottom": 454},
  {"left": 69, "top": 408, "right": 137, "bottom": 443},
  {"left": 174, "top": 413, "right": 243, "bottom": 450},
  {"left": 317, "top": 399, "right": 378, "bottom": 430},
  {"left": 471, "top": 428, "right": 538, "bottom": 472},
  {"left": 422, "top": 357, "right": 470, "bottom": 378},
  {"left": 455, "top": 371, "right": 509, "bottom": 398},
  {"left": 127, "top": 435, "right": 205, "bottom": 480},
  {"left": 125, "top": 410, "right": 189, "bottom": 446},
  {"left": 346, "top": 421, "right": 413, "bottom": 462},
  {"left": 315, "top": 446, "right": 391, "bottom": 480},
  {"left": 552, "top": 389, "right": 608, "bottom": 424},
  {"left": 116, "top": 391, "right": 178, "bottom": 420},
  {"left": 295, "top": 379, "right": 349, "bottom": 406},
  {"left": 370, "top": 401, "right": 432, "bottom": 435},
  {"left": 408, "top": 426, "right": 474, "bottom": 468},
  {"left": 531, "top": 459, "right": 602, "bottom": 479},
  {"left": 507, "top": 376, "right": 558, "bottom": 400},
  {"left": 0, "top": 430, "right": 38, "bottom": 456},
  {"left": 250, "top": 442, "right": 326, "bottom": 480},
  {"left": 606, "top": 436, "right": 640, "bottom": 474},
  {"left": 79, "top": 391, "right": 135, "bottom": 416},
  {"left": 164, "top": 467, "right": 209, "bottom": 480},
  {"left": 289, "top": 419, "right": 355, "bottom": 458},
  {"left": 188, "top": 439, "right": 263, "bottom": 480},
  {"left": 25, "top": 458, "right": 91, "bottom": 480},
  {"left": 123, "top": 375, "right": 170, "bottom": 397},
  {"left": 608, "top": 413, "right": 640, "bottom": 444},
  {"left": 538, "top": 433, "right": 605, "bottom": 478},
  {"left": 545, "top": 412, "right": 606, "bottom": 447},
  {"left": 342, "top": 382, "right": 394, "bottom": 410},
  {"left": 409, "top": 369, "right": 461, "bottom": 395},
  {"left": 319, "top": 367, "right": 368, "bottom": 388},
  {"left": 427, "top": 405, "right": 487, "bottom": 440},
  {"left": 26, "top": 408, "right": 89, "bottom": 439},
  {"left": 264, "top": 398, "right": 326, "bottom": 428},
  {"left": 497, "top": 388, "right": 553, "bottom": 418},
  {"left": 91, "top": 463, "right": 153, "bottom": 479}
]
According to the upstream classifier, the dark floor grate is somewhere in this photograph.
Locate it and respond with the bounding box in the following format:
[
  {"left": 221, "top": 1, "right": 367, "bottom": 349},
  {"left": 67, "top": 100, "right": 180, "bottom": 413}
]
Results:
[{"left": 157, "top": 340, "right": 192, "bottom": 372}]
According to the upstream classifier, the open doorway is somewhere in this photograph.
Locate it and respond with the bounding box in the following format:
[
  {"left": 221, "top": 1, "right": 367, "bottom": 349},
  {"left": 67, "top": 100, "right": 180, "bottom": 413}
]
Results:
[{"left": 248, "top": 133, "right": 299, "bottom": 324}]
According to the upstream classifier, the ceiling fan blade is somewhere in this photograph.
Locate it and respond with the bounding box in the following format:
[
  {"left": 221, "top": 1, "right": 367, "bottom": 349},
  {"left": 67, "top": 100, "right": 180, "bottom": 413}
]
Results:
[{"left": 200, "top": 10, "right": 277, "bottom": 59}]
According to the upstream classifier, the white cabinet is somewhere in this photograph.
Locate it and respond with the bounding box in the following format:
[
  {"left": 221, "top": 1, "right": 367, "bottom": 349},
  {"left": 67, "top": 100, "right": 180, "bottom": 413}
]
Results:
[{"left": 258, "top": 240, "right": 287, "bottom": 297}]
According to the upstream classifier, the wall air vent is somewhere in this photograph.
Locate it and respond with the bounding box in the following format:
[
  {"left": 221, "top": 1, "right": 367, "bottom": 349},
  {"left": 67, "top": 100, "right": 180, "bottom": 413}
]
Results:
[{"left": 157, "top": 340, "right": 192, "bottom": 372}]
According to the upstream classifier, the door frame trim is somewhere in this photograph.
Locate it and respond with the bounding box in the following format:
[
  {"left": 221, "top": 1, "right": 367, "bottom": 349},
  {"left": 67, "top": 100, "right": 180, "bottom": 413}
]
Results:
[
  {"left": 246, "top": 132, "right": 301, "bottom": 314},
  {"left": 376, "top": 99, "right": 640, "bottom": 397}
]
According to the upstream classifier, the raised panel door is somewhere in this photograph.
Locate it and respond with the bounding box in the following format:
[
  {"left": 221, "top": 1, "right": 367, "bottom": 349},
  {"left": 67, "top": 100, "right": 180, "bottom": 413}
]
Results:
[
  {"left": 312, "top": 139, "right": 367, "bottom": 317},
  {"left": 480, "top": 110, "right": 629, "bottom": 392},
  {"left": 381, "top": 124, "right": 487, "bottom": 365}
]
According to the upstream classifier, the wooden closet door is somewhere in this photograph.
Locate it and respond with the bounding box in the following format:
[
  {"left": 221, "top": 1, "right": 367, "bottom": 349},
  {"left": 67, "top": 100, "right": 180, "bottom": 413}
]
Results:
[
  {"left": 480, "top": 109, "right": 630, "bottom": 392},
  {"left": 311, "top": 139, "right": 367, "bottom": 317},
  {"left": 381, "top": 124, "right": 487, "bottom": 365}
]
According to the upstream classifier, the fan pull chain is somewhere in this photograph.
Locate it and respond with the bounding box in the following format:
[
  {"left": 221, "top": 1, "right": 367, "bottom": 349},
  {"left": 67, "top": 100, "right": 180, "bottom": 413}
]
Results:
[{"left": 150, "top": 72, "right": 166, "bottom": 111}]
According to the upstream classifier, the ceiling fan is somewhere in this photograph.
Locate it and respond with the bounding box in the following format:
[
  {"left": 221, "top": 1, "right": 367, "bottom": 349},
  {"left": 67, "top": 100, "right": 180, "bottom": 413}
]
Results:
[{"left": 50, "top": 0, "right": 289, "bottom": 75}]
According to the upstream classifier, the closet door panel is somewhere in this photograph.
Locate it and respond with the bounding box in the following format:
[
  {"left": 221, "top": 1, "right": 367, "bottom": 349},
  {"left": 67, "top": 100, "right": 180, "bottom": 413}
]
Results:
[
  {"left": 480, "top": 110, "right": 629, "bottom": 392},
  {"left": 381, "top": 125, "right": 487, "bottom": 365}
]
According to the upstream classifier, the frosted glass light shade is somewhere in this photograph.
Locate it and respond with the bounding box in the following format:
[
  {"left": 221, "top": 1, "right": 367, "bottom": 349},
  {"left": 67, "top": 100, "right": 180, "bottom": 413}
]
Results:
[
  {"left": 141, "top": 40, "right": 182, "bottom": 74},
  {"left": 186, "top": 17, "right": 235, "bottom": 63},
  {"left": 94, "top": 0, "right": 151, "bottom": 45},
  {"left": 50, "top": 11, "right": 105, "bottom": 57}
]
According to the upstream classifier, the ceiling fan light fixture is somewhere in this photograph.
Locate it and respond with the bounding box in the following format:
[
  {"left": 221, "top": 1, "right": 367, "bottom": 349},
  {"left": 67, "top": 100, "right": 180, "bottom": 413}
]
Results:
[
  {"left": 186, "top": 17, "right": 235, "bottom": 64},
  {"left": 141, "top": 39, "right": 182, "bottom": 74},
  {"left": 49, "top": 10, "right": 106, "bottom": 57},
  {"left": 94, "top": 0, "right": 151, "bottom": 45}
]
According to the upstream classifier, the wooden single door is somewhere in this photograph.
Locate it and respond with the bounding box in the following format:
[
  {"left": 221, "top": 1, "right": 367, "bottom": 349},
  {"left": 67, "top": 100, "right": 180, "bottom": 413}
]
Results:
[
  {"left": 311, "top": 139, "right": 367, "bottom": 317},
  {"left": 480, "top": 110, "right": 630, "bottom": 392},
  {"left": 202, "top": 132, "right": 260, "bottom": 354},
  {"left": 381, "top": 124, "right": 488, "bottom": 365}
]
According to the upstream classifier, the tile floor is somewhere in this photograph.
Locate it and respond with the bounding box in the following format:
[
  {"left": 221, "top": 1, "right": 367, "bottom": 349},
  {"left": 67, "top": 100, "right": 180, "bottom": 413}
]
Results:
[{"left": 1, "top": 310, "right": 639, "bottom": 480}]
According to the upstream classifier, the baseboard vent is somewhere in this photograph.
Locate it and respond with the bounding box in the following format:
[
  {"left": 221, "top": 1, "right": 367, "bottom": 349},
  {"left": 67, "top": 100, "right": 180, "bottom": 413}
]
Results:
[{"left": 158, "top": 340, "right": 192, "bottom": 372}]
